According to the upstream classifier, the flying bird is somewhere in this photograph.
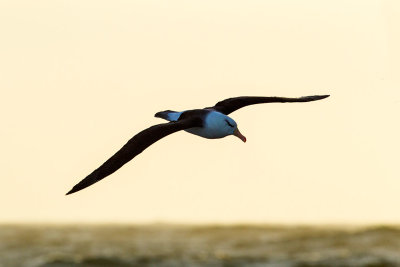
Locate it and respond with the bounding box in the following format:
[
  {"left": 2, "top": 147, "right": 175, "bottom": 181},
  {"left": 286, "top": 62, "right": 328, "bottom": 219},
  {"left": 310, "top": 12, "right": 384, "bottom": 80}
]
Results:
[{"left": 66, "top": 95, "right": 329, "bottom": 195}]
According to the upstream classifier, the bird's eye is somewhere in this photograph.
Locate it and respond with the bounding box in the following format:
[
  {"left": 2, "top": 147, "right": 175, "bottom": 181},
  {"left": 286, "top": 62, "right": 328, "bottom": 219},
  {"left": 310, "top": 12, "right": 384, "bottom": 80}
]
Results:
[{"left": 225, "top": 119, "right": 234, "bottom": 127}]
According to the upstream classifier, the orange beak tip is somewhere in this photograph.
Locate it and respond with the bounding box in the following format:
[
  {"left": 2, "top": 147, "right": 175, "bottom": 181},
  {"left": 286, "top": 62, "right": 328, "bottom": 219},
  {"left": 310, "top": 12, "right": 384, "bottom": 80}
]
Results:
[{"left": 233, "top": 128, "right": 246, "bottom": 143}]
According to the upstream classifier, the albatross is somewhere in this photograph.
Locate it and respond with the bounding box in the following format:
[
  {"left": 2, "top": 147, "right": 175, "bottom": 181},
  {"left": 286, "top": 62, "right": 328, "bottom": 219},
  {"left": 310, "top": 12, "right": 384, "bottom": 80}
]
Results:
[{"left": 66, "top": 95, "right": 329, "bottom": 195}]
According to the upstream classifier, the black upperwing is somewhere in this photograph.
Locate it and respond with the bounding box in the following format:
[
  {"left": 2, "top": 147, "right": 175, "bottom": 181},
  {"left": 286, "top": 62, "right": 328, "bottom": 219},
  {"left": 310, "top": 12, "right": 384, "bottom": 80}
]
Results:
[
  {"left": 66, "top": 117, "right": 202, "bottom": 195},
  {"left": 210, "top": 95, "right": 330, "bottom": 115}
]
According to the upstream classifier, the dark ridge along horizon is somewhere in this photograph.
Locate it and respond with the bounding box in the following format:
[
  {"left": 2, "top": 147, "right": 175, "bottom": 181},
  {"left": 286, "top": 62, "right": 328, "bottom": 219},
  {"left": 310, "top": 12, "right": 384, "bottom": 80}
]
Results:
[{"left": 66, "top": 94, "right": 329, "bottom": 195}]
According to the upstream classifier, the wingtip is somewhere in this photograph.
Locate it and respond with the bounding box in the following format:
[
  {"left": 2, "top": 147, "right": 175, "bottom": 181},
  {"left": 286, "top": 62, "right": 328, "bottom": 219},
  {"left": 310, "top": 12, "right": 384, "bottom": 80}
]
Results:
[
  {"left": 307, "top": 94, "right": 330, "bottom": 101},
  {"left": 318, "top": 95, "right": 329, "bottom": 100},
  {"left": 65, "top": 187, "right": 78, "bottom": 195}
]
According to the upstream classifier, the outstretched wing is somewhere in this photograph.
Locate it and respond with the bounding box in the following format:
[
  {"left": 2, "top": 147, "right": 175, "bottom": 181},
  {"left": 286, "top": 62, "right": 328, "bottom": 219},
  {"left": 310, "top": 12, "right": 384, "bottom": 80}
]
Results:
[
  {"left": 66, "top": 118, "right": 202, "bottom": 195},
  {"left": 210, "top": 95, "right": 329, "bottom": 115}
]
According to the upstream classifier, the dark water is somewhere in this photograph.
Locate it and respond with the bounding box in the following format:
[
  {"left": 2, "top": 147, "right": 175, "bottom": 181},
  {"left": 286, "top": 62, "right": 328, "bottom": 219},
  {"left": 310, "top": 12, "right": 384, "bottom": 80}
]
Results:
[{"left": 1, "top": 224, "right": 400, "bottom": 267}]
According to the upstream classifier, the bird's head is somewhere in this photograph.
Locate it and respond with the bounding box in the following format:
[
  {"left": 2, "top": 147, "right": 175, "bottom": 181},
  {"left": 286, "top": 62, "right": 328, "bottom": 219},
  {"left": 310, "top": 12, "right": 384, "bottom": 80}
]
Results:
[{"left": 223, "top": 117, "right": 246, "bottom": 143}]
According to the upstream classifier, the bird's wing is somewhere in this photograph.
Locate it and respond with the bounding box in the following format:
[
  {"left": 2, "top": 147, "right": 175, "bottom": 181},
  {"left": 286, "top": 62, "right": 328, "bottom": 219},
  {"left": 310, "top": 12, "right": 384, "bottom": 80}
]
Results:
[
  {"left": 210, "top": 95, "right": 329, "bottom": 115},
  {"left": 66, "top": 117, "right": 202, "bottom": 195}
]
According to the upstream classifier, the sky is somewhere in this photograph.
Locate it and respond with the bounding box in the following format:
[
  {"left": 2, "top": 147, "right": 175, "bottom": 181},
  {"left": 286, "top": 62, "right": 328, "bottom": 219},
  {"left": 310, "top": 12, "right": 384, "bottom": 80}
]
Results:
[{"left": 1, "top": 0, "right": 399, "bottom": 224}]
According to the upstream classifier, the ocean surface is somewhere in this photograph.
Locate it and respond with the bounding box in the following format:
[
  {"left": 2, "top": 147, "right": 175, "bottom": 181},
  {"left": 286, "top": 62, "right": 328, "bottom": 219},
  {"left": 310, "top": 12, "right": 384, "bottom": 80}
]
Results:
[{"left": 0, "top": 224, "right": 399, "bottom": 267}]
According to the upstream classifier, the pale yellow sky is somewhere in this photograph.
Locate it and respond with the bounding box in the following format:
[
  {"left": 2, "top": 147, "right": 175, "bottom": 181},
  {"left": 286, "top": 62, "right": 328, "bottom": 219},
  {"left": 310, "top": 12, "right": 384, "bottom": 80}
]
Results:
[{"left": 1, "top": 0, "right": 399, "bottom": 224}]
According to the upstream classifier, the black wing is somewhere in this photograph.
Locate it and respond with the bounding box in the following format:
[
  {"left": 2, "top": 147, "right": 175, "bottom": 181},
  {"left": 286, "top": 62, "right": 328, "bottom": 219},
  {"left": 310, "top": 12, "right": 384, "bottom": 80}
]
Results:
[
  {"left": 66, "top": 118, "right": 201, "bottom": 195},
  {"left": 210, "top": 95, "right": 330, "bottom": 115}
]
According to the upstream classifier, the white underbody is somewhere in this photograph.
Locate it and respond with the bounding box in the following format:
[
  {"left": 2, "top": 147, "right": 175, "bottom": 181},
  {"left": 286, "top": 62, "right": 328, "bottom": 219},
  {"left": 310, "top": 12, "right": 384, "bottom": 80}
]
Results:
[
  {"left": 185, "top": 127, "right": 224, "bottom": 139},
  {"left": 162, "top": 110, "right": 236, "bottom": 139}
]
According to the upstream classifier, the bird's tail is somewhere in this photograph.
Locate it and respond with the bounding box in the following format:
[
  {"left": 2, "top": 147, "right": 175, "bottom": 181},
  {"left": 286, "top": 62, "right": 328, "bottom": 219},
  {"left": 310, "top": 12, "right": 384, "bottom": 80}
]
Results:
[{"left": 154, "top": 110, "right": 182, "bottom": 122}]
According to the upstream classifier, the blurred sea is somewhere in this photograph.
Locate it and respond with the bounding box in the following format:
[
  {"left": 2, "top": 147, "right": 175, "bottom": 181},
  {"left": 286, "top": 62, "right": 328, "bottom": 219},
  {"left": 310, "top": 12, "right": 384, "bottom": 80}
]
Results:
[{"left": 0, "top": 224, "right": 399, "bottom": 267}]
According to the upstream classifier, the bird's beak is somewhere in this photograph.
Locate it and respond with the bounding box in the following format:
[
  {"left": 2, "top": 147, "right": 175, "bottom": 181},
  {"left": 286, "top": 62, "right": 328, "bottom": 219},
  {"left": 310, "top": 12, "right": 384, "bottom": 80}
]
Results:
[{"left": 233, "top": 128, "right": 246, "bottom": 143}]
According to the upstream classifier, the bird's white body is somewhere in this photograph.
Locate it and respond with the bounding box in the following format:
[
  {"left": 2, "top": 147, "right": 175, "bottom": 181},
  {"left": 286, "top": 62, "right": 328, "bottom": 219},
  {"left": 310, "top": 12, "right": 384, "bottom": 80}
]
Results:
[{"left": 161, "top": 110, "right": 237, "bottom": 139}]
